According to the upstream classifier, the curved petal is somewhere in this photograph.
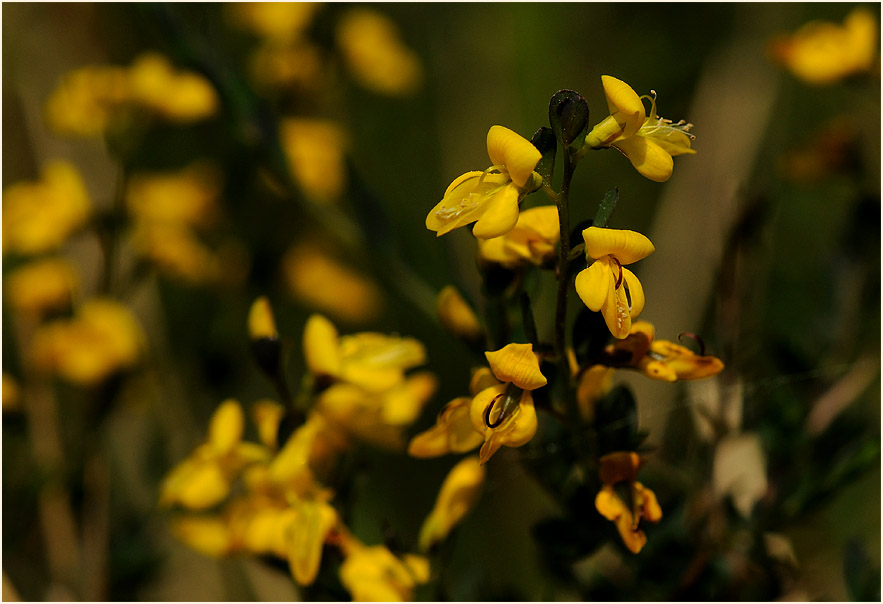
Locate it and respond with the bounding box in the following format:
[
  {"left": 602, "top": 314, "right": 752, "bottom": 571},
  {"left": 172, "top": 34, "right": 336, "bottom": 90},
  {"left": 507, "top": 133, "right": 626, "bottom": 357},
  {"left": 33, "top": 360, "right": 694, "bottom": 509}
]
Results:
[
  {"left": 469, "top": 384, "right": 507, "bottom": 433},
  {"left": 484, "top": 342, "right": 546, "bottom": 390},
  {"left": 502, "top": 390, "right": 537, "bottom": 447},
  {"left": 472, "top": 183, "right": 520, "bottom": 239},
  {"left": 613, "top": 136, "right": 674, "bottom": 183},
  {"left": 582, "top": 227, "right": 655, "bottom": 264},
  {"left": 208, "top": 399, "right": 244, "bottom": 454},
  {"left": 600, "top": 76, "right": 645, "bottom": 138},
  {"left": 621, "top": 267, "right": 646, "bottom": 318},
  {"left": 575, "top": 259, "right": 611, "bottom": 312},
  {"left": 486, "top": 125, "right": 541, "bottom": 188},
  {"left": 302, "top": 314, "right": 341, "bottom": 377},
  {"left": 425, "top": 172, "right": 485, "bottom": 236},
  {"left": 600, "top": 278, "right": 632, "bottom": 339}
]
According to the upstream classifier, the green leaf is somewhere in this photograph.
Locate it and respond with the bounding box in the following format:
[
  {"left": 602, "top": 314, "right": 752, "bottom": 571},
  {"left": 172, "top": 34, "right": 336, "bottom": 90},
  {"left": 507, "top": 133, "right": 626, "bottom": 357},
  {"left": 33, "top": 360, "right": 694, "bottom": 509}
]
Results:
[
  {"left": 548, "top": 89, "right": 590, "bottom": 152},
  {"left": 593, "top": 187, "right": 619, "bottom": 228}
]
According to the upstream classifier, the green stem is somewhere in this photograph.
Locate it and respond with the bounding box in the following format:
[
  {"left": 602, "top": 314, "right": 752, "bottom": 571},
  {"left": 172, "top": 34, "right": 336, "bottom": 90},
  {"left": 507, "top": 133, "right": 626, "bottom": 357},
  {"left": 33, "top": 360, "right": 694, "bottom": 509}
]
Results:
[{"left": 554, "top": 158, "right": 575, "bottom": 406}]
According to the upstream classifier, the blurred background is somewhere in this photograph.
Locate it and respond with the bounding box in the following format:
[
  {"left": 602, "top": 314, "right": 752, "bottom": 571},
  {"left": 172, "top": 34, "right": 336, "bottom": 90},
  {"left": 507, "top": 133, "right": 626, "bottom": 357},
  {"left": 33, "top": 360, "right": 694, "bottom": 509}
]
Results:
[{"left": 2, "top": 2, "right": 880, "bottom": 601}]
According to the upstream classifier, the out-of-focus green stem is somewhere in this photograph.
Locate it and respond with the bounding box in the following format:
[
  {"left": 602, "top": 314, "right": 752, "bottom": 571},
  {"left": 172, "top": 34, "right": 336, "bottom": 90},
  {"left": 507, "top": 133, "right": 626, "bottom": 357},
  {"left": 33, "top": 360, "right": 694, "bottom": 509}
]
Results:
[{"left": 554, "top": 157, "right": 577, "bottom": 421}]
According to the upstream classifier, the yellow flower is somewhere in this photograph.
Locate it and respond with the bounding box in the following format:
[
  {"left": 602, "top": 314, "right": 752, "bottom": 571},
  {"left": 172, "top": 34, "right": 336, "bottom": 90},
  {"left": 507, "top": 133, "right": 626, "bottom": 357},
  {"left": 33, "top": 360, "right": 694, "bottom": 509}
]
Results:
[
  {"left": 3, "top": 161, "right": 92, "bottom": 255},
  {"left": 2, "top": 373, "right": 21, "bottom": 412},
  {"left": 418, "top": 456, "right": 486, "bottom": 552},
  {"left": 477, "top": 205, "right": 560, "bottom": 268},
  {"left": 6, "top": 257, "right": 79, "bottom": 316},
  {"left": 335, "top": 8, "right": 422, "bottom": 96},
  {"left": 602, "top": 321, "right": 725, "bottom": 382},
  {"left": 575, "top": 227, "right": 654, "bottom": 339},
  {"left": 227, "top": 2, "right": 320, "bottom": 41},
  {"left": 160, "top": 399, "right": 270, "bottom": 509},
  {"left": 407, "top": 396, "right": 484, "bottom": 458},
  {"left": 594, "top": 452, "right": 662, "bottom": 554},
  {"left": 585, "top": 75, "right": 695, "bottom": 182},
  {"left": 31, "top": 299, "right": 145, "bottom": 385},
  {"left": 282, "top": 243, "right": 382, "bottom": 324},
  {"left": 130, "top": 223, "right": 221, "bottom": 285},
  {"left": 248, "top": 296, "right": 278, "bottom": 341},
  {"left": 43, "top": 65, "right": 132, "bottom": 137},
  {"left": 302, "top": 314, "right": 426, "bottom": 392},
  {"left": 436, "top": 285, "right": 483, "bottom": 343},
  {"left": 279, "top": 118, "right": 348, "bottom": 203},
  {"left": 339, "top": 543, "right": 429, "bottom": 602},
  {"left": 128, "top": 53, "right": 218, "bottom": 122},
  {"left": 469, "top": 343, "right": 546, "bottom": 464},
  {"left": 169, "top": 515, "right": 234, "bottom": 558},
  {"left": 576, "top": 364, "right": 615, "bottom": 422},
  {"left": 771, "top": 7, "right": 877, "bottom": 85},
  {"left": 126, "top": 163, "right": 220, "bottom": 229},
  {"left": 426, "top": 126, "right": 543, "bottom": 239}
]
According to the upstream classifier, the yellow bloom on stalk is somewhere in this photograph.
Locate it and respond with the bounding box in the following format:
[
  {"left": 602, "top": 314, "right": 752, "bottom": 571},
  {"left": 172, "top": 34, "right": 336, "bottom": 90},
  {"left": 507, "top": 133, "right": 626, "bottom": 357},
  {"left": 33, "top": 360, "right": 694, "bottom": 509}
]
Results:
[
  {"left": 477, "top": 205, "right": 561, "bottom": 268},
  {"left": 436, "top": 285, "right": 483, "bottom": 342},
  {"left": 303, "top": 314, "right": 426, "bottom": 392},
  {"left": 603, "top": 321, "right": 724, "bottom": 382},
  {"left": 575, "top": 227, "right": 654, "bottom": 339},
  {"left": 282, "top": 243, "right": 382, "bottom": 324},
  {"left": 339, "top": 543, "right": 430, "bottom": 602},
  {"left": 31, "top": 299, "right": 145, "bottom": 386},
  {"left": 130, "top": 223, "right": 222, "bottom": 285},
  {"left": 336, "top": 8, "right": 422, "bottom": 96},
  {"left": 771, "top": 7, "right": 877, "bottom": 85},
  {"left": 128, "top": 53, "right": 218, "bottom": 122},
  {"left": 6, "top": 257, "right": 79, "bottom": 316},
  {"left": 426, "top": 126, "right": 543, "bottom": 239},
  {"left": 3, "top": 161, "right": 92, "bottom": 255},
  {"left": 418, "top": 455, "right": 486, "bottom": 552},
  {"left": 44, "top": 65, "right": 132, "bottom": 136},
  {"left": 280, "top": 118, "right": 348, "bottom": 204},
  {"left": 585, "top": 75, "right": 695, "bottom": 182},
  {"left": 160, "top": 399, "right": 270, "bottom": 509},
  {"left": 469, "top": 343, "right": 547, "bottom": 464},
  {"left": 594, "top": 452, "right": 662, "bottom": 554},
  {"left": 126, "top": 163, "right": 220, "bottom": 229}
]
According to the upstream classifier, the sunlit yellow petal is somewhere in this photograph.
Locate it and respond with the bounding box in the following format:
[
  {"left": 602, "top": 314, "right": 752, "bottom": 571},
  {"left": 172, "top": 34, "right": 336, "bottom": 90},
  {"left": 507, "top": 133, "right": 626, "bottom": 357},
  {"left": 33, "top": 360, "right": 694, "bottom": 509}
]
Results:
[
  {"left": 636, "top": 482, "right": 663, "bottom": 523},
  {"left": 485, "top": 125, "right": 541, "bottom": 188},
  {"left": 575, "top": 259, "right": 611, "bottom": 312},
  {"left": 484, "top": 343, "right": 547, "bottom": 390},
  {"left": 471, "top": 183, "right": 520, "bottom": 239},
  {"left": 170, "top": 515, "right": 232, "bottom": 557},
  {"left": 289, "top": 500, "right": 338, "bottom": 585},
  {"left": 576, "top": 365, "right": 614, "bottom": 422},
  {"left": 600, "top": 75, "right": 645, "bottom": 138},
  {"left": 303, "top": 314, "right": 341, "bottom": 377},
  {"left": 418, "top": 456, "right": 485, "bottom": 552},
  {"left": 208, "top": 399, "right": 244, "bottom": 454},
  {"left": 582, "top": 227, "right": 655, "bottom": 264},
  {"left": 613, "top": 136, "right": 674, "bottom": 183},
  {"left": 248, "top": 296, "right": 278, "bottom": 340},
  {"left": 436, "top": 286, "right": 483, "bottom": 342},
  {"left": 621, "top": 268, "right": 645, "bottom": 319}
]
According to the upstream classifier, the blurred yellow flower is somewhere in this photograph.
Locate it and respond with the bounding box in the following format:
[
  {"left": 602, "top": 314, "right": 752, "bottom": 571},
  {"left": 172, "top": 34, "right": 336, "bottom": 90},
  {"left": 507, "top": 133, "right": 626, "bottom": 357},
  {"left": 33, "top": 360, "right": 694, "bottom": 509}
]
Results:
[
  {"left": 160, "top": 399, "right": 271, "bottom": 509},
  {"left": 128, "top": 53, "right": 218, "bottom": 122},
  {"left": 418, "top": 455, "right": 486, "bottom": 552},
  {"left": 130, "top": 223, "right": 221, "bottom": 285},
  {"left": 595, "top": 451, "right": 662, "bottom": 554},
  {"left": 427, "top": 126, "right": 543, "bottom": 239},
  {"left": 436, "top": 285, "right": 483, "bottom": 343},
  {"left": 339, "top": 543, "right": 430, "bottom": 602},
  {"left": 603, "top": 321, "right": 725, "bottom": 382},
  {"left": 407, "top": 396, "right": 484, "bottom": 458},
  {"left": 31, "top": 299, "right": 145, "bottom": 386},
  {"left": 283, "top": 243, "right": 382, "bottom": 323},
  {"left": 2, "top": 373, "right": 21, "bottom": 412},
  {"left": 228, "top": 2, "right": 320, "bottom": 42},
  {"left": 585, "top": 75, "right": 695, "bottom": 182},
  {"left": 576, "top": 364, "right": 615, "bottom": 422},
  {"left": 249, "top": 41, "right": 324, "bottom": 91},
  {"left": 469, "top": 343, "right": 546, "bottom": 464},
  {"left": 336, "top": 8, "right": 422, "bottom": 96},
  {"left": 169, "top": 515, "right": 233, "bottom": 558},
  {"left": 575, "top": 227, "right": 654, "bottom": 339},
  {"left": 247, "top": 296, "right": 278, "bottom": 341},
  {"left": 43, "top": 65, "right": 132, "bottom": 136},
  {"left": 3, "top": 161, "right": 92, "bottom": 255},
  {"left": 477, "top": 205, "right": 560, "bottom": 268},
  {"left": 771, "top": 7, "right": 877, "bottom": 85},
  {"left": 6, "top": 257, "right": 79, "bottom": 316},
  {"left": 126, "top": 163, "right": 220, "bottom": 229},
  {"left": 279, "top": 118, "right": 348, "bottom": 203}
]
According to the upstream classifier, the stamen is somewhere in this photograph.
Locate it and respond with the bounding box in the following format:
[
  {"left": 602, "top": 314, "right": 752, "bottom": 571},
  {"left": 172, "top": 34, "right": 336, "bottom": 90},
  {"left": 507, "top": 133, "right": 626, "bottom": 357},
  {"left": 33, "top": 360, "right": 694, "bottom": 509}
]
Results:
[
  {"left": 484, "top": 393, "right": 506, "bottom": 428},
  {"left": 678, "top": 331, "right": 706, "bottom": 356}
]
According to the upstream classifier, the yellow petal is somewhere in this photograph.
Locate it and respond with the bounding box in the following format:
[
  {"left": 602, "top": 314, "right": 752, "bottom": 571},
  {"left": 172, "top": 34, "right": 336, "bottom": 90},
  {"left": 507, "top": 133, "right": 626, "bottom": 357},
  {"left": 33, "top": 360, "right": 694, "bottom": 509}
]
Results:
[
  {"left": 582, "top": 227, "right": 655, "bottom": 264},
  {"left": 484, "top": 343, "right": 547, "bottom": 390},
  {"left": 436, "top": 286, "right": 482, "bottom": 342},
  {"left": 418, "top": 455, "right": 485, "bottom": 551},
  {"left": 469, "top": 367, "right": 500, "bottom": 395},
  {"left": 208, "top": 399, "right": 244, "bottom": 454},
  {"left": 471, "top": 183, "right": 520, "bottom": 239},
  {"left": 598, "top": 451, "right": 642, "bottom": 485},
  {"left": 248, "top": 296, "right": 278, "bottom": 340},
  {"left": 172, "top": 460, "right": 231, "bottom": 509},
  {"left": 613, "top": 136, "right": 674, "bottom": 183},
  {"left": 252, "top": 398, "right": 285, "bottom": 449},
  {"left": 601, "top": 278, "right": 633, "bottom": 340},
  {"left": 469, "top": 384, "right": 508, "bottom": 434},
  {"left": 501, "top": 390, "right": 537, "bottom": 448},
  {"left": 600, "top": 75, "right": 645, "bottom": 138},
  {"left": 426, "top": 171, "right": 485, "bottom": 235},
  {"left": 621, "top": 267, "right": 645, "bottom": 319},
  {"left": 407, "top": 397, "right": 483, "bottom": 458},
  {"left": 576, "top": 365, "right": 614, "bottom": 422},
  {"left": 302, "top": 314, "right": 341, "bottom": 377},
  {"left": 595, "top": 484, "right": 626, "bottom": 521},
  {"left": 575, "top": 259, "right": 612, "bottom": 312},
  {"left": 289, "top": 500, "right": 338, "bottom": 585},
  {"left": 170, "top": 515, "right": 232, "bottom": 557},
  {"left": 485, "top": 125, "right": 541, "bottom": 188},
  {"left": 636, "top": 482, "right": 663, "bottom": 523},
  {"left": 381, "top": 372, "right": 437, "bottom": 426}
]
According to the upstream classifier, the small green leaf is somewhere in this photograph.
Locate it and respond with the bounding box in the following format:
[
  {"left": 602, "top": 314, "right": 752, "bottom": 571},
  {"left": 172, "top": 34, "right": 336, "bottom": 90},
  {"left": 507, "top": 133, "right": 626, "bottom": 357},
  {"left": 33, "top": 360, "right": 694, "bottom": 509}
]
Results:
[{"left": 593, "top": 187, "right": 619, "bottom": 228}]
